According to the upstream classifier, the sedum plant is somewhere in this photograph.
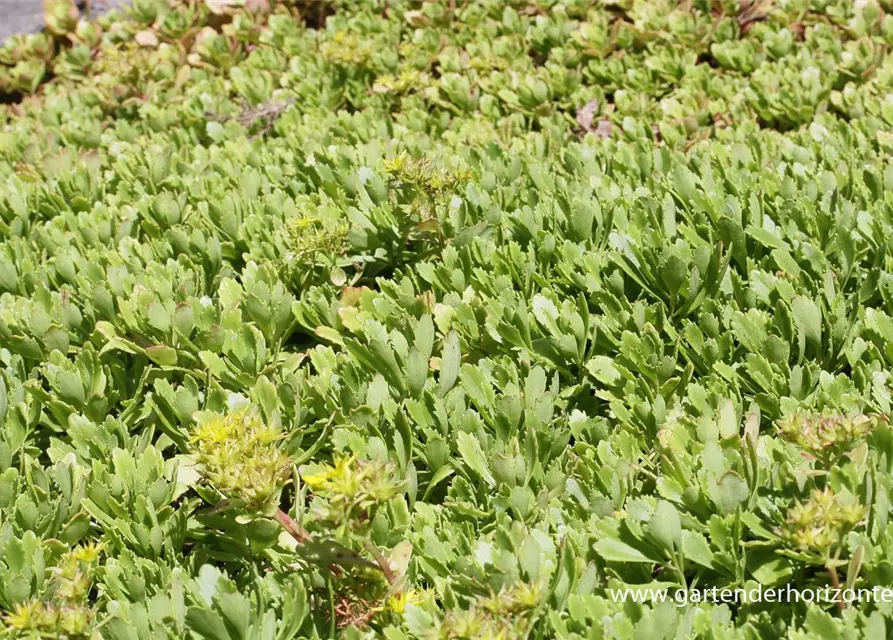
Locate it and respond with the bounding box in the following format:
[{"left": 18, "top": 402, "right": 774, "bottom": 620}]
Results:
[
  {"left": 5, "top": 0, "right": 893, "bottom": 638},
  {"left": 3, "top": 543, "right": 102, "bottom": 639}
]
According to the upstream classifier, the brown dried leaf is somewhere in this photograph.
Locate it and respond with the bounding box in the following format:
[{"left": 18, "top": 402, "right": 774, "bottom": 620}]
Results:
[
  {"left": 575, "top": 98, "right": 599, "bottom": 132},
  {"left": 738, "top": 0, "right": 772, "bottom": 32},
  {"left": 245, "top": 0, "right": 272, "bottom": 13},
  {"left": 594, "top": 119, "right": 614, "bottom": 138},
  {"left": 205, "top": 0, "right": 242, "bottom": 15}
]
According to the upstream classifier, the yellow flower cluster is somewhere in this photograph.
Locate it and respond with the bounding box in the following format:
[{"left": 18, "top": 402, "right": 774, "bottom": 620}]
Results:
[
  {"left": 286, "top": 215, "right": 350, "bottom": 263},
  {"left": 300, "top": 456, "right": 401, "bottom": 538},
  {"left": 777, "top": 412, "right": 879, "bottom": 458},
  {"left": 52, "top": 542, "right": 102, "bottom": 602},
  {"left": 190, "top": 408, "right": 292, "bottom": 517},
  {"left": 784, "top": 487, "right": 866, "bottom": 553},
  {"left": 4, "top": 542, "right": 103, "bottom": 639},
  {"left": 479, "top": 581, "right": 543, "bottom": 616},
  {"left": 381, "top": 152, "right": 472, "bottom": 203},
  {"left": 4, "top": 601, "right": 99, "bottom": 640},
  {"left": 320, "top": 31, "right": 374, "bottom": 68},
  {"left": 436, "top": 582, "right": 543, "bottom": 640},
  {"left": 372, "top": 70, "right": 429, "bottom": 95}
]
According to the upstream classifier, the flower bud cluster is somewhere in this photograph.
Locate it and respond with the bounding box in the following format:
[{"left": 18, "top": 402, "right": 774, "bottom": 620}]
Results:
[{"left": 190, "top": 407, "right": 292, "bottom": 517}]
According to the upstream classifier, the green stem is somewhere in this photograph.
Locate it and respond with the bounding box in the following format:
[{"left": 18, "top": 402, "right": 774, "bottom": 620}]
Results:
[{"left": 327, "top": 575, "right": 336, "bottom": 639}]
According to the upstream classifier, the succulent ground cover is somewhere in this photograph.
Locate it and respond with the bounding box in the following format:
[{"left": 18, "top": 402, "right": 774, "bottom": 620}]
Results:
[{"left": 3, "top": 0, "right": 893, "bottom": 637}]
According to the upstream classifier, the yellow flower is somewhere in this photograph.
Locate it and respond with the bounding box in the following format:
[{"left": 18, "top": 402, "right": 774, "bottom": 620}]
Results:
[
  {"left": 69, "top": 541, "right": 103, "bottom": 564},
  {"left": 5, "top": 601, "right": 42, "bottom": 630},
  {"left": 301, "top": 469, "right": 333, "bottom": 491},
  {"left": 302, "top": 455, "right": 353, "bottom": 492},
  {"left": 386, "top": 589, "right": 422, "bottom": 614},
  {"left": 190, "top": 414, "right": 235, "bottom": 445},
  {"left": 291, "top": 216, "right": 320, "bottom": 230}
]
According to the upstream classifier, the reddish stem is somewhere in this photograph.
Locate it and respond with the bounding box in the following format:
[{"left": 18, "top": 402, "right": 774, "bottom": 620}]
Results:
[
  {"left": 365, "top": 543, "right": 398, "bottom": 587},
  {"left": 275, "top": 508, "right": 309, "bottom": 543},
  {"left": 827, "top": 564, "right": 845, "bottom": 612},
  {"left": 276, "top": 509, "right": 395, "bottom": 585}
]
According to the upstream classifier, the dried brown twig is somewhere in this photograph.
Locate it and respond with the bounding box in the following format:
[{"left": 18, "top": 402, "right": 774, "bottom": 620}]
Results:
[
  {"left": 238, "top": 96, "right": 296, "bottom": 135},
  {"left": 205, "top": 96, "right": 296, "bottom": 138}
]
